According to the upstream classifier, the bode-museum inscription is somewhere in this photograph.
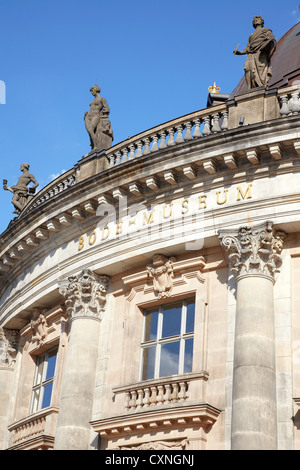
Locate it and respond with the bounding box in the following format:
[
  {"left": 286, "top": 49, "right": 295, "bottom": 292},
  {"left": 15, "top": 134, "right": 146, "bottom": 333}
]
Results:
[{"left": 77, "top": 184, "right": 253, "bottom": 251}]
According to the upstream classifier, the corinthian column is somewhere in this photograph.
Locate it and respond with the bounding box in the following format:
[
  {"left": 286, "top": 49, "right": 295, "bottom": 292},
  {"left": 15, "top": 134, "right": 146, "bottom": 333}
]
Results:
[
  {"left": 219, "top": 221, "right": 286, "bottom": 450},
  {"left": 0, "top": 328, "right": 19, "bottom": 450},
  {"left": 54, "top": 269, "right": 109, "bottom": 450}
]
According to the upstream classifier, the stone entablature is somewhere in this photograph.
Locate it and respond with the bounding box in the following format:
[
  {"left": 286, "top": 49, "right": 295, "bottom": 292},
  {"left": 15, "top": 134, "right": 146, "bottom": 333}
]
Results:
[{"left": 91, "top": 403, "right": 221, "bottom": 450}]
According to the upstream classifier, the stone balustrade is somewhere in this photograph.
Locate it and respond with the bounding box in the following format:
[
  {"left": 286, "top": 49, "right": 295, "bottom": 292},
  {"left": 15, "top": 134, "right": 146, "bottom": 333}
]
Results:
[
  {"left": 113, "top": 372, "right": 209, "bottom": 413},
  {"left": 106, "top": 105, "right": 228, "bottom": 167},
  {"left": 22, "top": 169, "right": 76, "bottom": 215},
  {"left": 8, "top": 407, "right": 58, "bottom": 447},
  {"left": 278, "top": 85, "right": 300, "bottom": 116}
]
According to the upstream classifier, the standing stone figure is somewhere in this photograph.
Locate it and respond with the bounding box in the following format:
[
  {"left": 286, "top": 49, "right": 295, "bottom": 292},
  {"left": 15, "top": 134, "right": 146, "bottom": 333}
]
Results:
[
  {"left": 3, "top": 163, "right": 39, "bottom": 215},
  {"left": 84, "top": 85, "right": 114, "bottom": 151},
  {"left": 233, "top": 16, "right": 277, "bottom": 89}
]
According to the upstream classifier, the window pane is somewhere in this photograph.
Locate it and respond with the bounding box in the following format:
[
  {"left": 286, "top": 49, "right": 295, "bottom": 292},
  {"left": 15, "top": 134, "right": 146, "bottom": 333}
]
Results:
[
  {"left": 45, "top": 349, "right": 57, "bottom": 380},
  {"left": 31, "top": 388, "right": 40, "bottom": 413},
  {"left": 186, "top": 300, "right": 195, "bottom": 333},
  {"left": 184, "top": 338, "right": 194, "bottom": 373},
  {"left": 34, "top": 354, "right": 45, "bottom": 385},
  {"left": 141, "top": 346, "right": 156, "bottom": 380},
  {"left": 41, "top": 382, "right": 53, "bottom": 409},
  {"left": 161, "top": 303, "right": 182, "bottom": 338},
  {"left": 159, "top": 341, "right": 180, "bottom": 377},
  {"left": 144, "top": 309, "right": 159, "bottom": 342}
]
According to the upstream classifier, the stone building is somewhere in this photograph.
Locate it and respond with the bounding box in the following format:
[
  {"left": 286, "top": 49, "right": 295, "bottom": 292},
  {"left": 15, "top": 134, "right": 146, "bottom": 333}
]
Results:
[{"left": 1, "top": 21, "right": 300, "bottom": 451}]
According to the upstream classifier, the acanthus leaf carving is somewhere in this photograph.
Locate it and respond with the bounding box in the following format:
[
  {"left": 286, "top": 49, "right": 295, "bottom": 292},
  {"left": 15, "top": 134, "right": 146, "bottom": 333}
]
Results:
[
  {"left": 59, "top": 269, "right": 110, "bottom": 320},
  {"left": 219, "top": 221, "right": 286, "bottom": 280}
]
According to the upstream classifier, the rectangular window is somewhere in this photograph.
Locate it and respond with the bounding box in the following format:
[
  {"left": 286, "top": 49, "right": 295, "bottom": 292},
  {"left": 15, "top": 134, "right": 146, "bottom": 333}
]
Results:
[
  {"left": 140, "top": 298, "right": 195, "bottom": 380},
  {"left": 30, "top": 346, "right": 58, "bottom": 413}
]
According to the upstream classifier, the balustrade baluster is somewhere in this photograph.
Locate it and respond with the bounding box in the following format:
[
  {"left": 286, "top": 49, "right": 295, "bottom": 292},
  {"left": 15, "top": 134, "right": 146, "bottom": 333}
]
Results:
[
  {"left": 202, "top": 116, "right": 211, "bottom": 136},
  {"left": 143, "top": 387, "right": 151, "bottom": 407},
  {"left": 221, "top": 111, "right": 229, "bottom": 131},
  {"left": 151, "top": 135, "right": 159, "bottom": 153},
  {"left": 143, "top": 138, "right": 151, "bottom": 155},
  {"left": 165, "top": 384, "right": 172, "bottom": 404},
  {"left": 108, "top": 154, "right": 115, "bottom": 168},
  {"left": 290, "top": 91, "right": 300, "bottom": 114},
  {"left": 279, "top": 95, "right": 290, "bottom": 116},
  {"left": 123, "top": 147, "right": 129, "bottom": 161},
  {"left": 150, "top": 386, "right": 157, "bottom": 405},
  {"left": 184, "top": 121, "right": 193, "bottom": 141},
  {"left": 128, "top": 144, "right": 136, "bottom": 160},
  {"left": 135, "top": 141, "right": 143, "bottom": 157},
  {"left": 137, "top": 389, "right": 144, "bottom": 409},
  {"left": 178, "top": 381, "right": 187, "bottom": 401},
  {"left": 193, "top": 119, "right": 201, "bottom": 139},
  {"left": 130, "top": 390, "right": 137, "bottom": 408},
  {"left": 211, "top": 113, "right": 221, "bottom": 133},
  {"left": 115, "top": 151, "right": 122, "bottom": 165},
  {"left": 159, "top": 131, "right": 167, "bottom": 149},
  {"left": 175, "top": 125, "right": 184, "bottom": 144},
  {"left": 172, "top": 382, "right": 179, "bottom": 402},
  {"left": 157, "top": 385, "right": 165, "bottom": 404},
  {"left": 167, "top": 128, "right": 175, "bottom": 146}
]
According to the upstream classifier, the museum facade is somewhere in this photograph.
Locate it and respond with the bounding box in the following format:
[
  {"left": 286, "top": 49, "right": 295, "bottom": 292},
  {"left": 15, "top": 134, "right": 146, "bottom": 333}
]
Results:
[{"left": 1, "top": 21, "right": 300, "bottom": 451}]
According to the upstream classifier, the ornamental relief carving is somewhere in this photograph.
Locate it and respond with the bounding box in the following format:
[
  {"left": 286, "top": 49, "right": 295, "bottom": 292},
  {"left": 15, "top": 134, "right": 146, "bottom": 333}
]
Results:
[
  {"left": 219, "top": 221, "right": 286, "bottom": 280},
  {"left": 30, "top": 308, "right": 48, "bottom": 345},
  {"left": 0, "top": 327, "right": 19, "bottom": 368},
  {"left": 59, "top": 269, "right": 110, "bottom": 320},
  {"left": 147, "top": 254, "right": 176, "bottom": 298},
  {"left": 119, "top": 439, "right": 188, "bottom": 450}
]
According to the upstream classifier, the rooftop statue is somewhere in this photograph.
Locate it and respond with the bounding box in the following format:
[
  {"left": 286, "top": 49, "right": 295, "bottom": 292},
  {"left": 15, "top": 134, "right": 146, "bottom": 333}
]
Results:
[
  {"left": 233, "top": 16, "right": 277, "bottom": 89},
  {"left": 3, "top": 163, "right": 39, "bottom": 215},
  {"left": 84, "top": 85, "right": 114, "bottom": 152}
]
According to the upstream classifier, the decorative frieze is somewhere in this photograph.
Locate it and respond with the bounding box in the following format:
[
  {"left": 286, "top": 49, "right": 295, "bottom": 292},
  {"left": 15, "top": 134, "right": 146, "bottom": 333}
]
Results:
[
  {"left": 0, "top": 327, "right": 19, "bottom": 368},
  {"left": 147, "top": 254, "right": 176, "bottom": 299},
  {"left": 219, "top": 221, "right": 286, "bottom": 280},
  {"left": 59, "top": 269, "right": 110, "bottom": 320}
]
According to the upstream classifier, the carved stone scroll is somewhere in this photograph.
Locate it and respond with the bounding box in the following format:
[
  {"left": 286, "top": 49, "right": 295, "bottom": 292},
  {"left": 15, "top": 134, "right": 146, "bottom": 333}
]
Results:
[
  {"left": 219, "top": 221, "right": 286, "bottom": 280},
  {"left": 147, "top": 254, "right": 176, "bottom": 298},
  {"left": 59, "top": 269, "right": 110, "bottom": 320}
]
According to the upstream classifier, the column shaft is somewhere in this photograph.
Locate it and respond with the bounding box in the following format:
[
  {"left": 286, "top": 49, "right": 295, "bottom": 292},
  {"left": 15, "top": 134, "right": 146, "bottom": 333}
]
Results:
[{"left": 232, "top": 275, "right": 277, "bottom": 450}]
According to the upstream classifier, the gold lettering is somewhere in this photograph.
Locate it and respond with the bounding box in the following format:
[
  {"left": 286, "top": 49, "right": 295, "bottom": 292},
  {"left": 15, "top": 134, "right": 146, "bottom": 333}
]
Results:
[
  {"left": 78, "top": 236, "right": 85, "bottom": 251},
  {"left": 143, "top": 209, "right": 155, "bottom": 225},
  {"left": 216, "top": 189, "right": 228, "bottom": 205},
  {"left": 198, "top": 195, "right": 207, "bottom": 209},
  {"left": 89, "top": 231, "right": 97, "bottom": 245},
  {"left": 128, "top": 218, "right": 136, "bottom": 226},
  {"left": 237, "top": 184, "right": 252, "bottom": 201},
  {"left": 116, "top": 221, "right": 122, "bottom": 235},
  {"left": 102, "top": 226, "right": 110, "bottom": 240},
  {"left": 181, "top": 199, "right": 189, "bottom": 214},
  {"left": 163, "top": 203, "right": 173, "bottom": 219}
]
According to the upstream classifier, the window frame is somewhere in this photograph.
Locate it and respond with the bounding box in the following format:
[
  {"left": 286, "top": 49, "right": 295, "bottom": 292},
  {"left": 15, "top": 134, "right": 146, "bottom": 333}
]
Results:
[
  {"left": 139, "top": 298, "right": 195, "bottom": 381},
  {"left": 30, "top": 345, "right": 58, "bottom": 414}
]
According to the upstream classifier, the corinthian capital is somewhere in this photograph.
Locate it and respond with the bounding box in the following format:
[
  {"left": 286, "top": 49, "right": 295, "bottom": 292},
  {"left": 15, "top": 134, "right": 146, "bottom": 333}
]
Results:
[
  {"left": 59, "top": 269, "right": 110, "bottom": 320},
  {"left": 219, "top": 221, "right": 286, "bottom": 280}
]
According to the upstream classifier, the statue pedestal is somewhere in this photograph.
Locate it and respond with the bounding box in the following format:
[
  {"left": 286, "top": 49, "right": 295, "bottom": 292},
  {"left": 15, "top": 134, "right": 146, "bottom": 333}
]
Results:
[{"left": 75, "top": 149, "right": 109, "bottom": 183}]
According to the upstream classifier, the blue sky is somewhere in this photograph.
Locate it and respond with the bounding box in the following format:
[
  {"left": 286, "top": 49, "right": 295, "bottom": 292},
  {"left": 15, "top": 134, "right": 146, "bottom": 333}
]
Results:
[{"left": 0, "top": 0, "right": 299, "bottom": 234}]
